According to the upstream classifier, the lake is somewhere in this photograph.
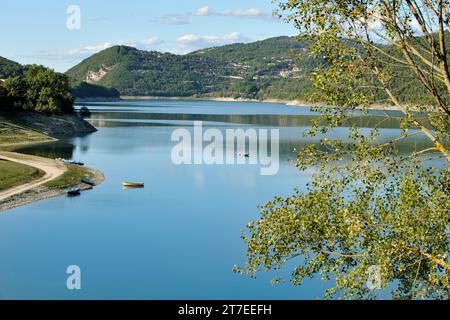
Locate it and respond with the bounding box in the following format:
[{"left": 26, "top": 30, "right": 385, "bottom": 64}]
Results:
[{"left": 0, "top": 100, "right": 435, "bottom": 299}]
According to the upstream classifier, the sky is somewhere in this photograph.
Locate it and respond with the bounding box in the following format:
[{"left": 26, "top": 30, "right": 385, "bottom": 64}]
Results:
[{"left": 0, "top": 0, "right": 298, "bottom": 72}]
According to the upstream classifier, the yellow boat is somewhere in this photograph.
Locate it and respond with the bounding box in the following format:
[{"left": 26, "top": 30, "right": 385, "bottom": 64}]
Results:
[{"left": 122, "top": 182, "right": 145, "bottom": 188}]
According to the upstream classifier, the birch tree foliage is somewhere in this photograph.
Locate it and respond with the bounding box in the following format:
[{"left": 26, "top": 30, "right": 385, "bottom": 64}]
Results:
[{"left": 236, "top": 0, "right": 450, "bottom": 299}]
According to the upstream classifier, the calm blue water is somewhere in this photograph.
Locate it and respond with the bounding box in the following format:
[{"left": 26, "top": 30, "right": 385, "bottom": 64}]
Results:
[{"left": 0, "top": 100, "right": 433, "bottom": 299}]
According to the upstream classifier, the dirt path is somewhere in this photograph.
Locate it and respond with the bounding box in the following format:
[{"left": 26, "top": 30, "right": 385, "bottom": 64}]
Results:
[{"left": 0, "top": 152, "right": 67, "bottom": 202}]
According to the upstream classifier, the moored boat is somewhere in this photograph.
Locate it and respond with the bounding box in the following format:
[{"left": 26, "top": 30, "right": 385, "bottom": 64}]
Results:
[
  {"left": 67, "top": 189, "right": 81, "bottom": 197},
  {"left": 70, "top": 161, "right": 85, "bottom": 166},
  {"left": 81, "top": 179, "right": 95, "bottom": 186},
  {"left": 122, "top": 182, "right": 145, "bottom": 188},
  {"left": 56, "top": 158, "right": 84, "bottom": 166}
]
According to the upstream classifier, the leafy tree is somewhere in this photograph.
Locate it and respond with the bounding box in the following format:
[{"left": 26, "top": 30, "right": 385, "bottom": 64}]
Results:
[
  {"left": 1, "top": 76, "right": 27, "bottom": 110},
  {"left": 24, "top": 65, "right": 74, "bottom": 114},
  {"left": 0, "top": 65, "right": 74, "bottom": 115},
  {"left": 0, "top": 85, "right": 7, "bottom": 111},
  {"left": 237, "top": 0, "right": 450, "bottom": 299}
]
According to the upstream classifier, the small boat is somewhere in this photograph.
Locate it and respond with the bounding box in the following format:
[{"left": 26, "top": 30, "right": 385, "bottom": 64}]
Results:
[
  {"left": 70, "top": 161, "right": 85, "bottom": 166},
  {"left": 81, "top": 179, "right": 95, "bottom": 186},
  {"left": 122, "top": 182, "right": 145, "bottom": 188},
  {"left": 67, "top": 189, "right": 81, "bottom": 197},
  {"left": 56, "top": 158, "right": 84, "bottom": 166}
]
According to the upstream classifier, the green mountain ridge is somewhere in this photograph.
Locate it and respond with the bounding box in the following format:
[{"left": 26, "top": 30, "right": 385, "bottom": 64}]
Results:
[
  {"left": 2, "top": 35, "right": 445, "bottom": 103},
  {"left": 66, "top": 36, "right": 316, "bottom": 100}
]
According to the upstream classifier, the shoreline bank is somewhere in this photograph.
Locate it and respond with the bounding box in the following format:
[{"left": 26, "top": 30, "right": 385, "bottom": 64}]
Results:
[
  {"left": 0, "top": 117, "right": 105, "bottom": 212},
  {"left": 0, "top": 166, "right": 105, "bottom": 212},
  {"left": 0, "top": 151, "right": 105, "bottom": 212},
  {"left": 107, "top": 96, "right": 403, "bottom": 112}
]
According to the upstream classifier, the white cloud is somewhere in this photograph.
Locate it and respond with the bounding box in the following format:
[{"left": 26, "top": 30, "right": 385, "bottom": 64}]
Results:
[
  {"left": 177, "top": 32, "right": 243, "bottom": 45},
  {"left": 192, "top": 6, "right": 275, "bottom": 21},
  {"left": 31, "top": 42, "right": 113, "bottom": 60},
  {"left": 193, "top": 6, "right": 210, "bottom": 16},
  {"left": 159, "top": 15, "right": 189, "bottom": 25},
  {"left": 140, "top": 36, "right": 163, "bottom": 46},
  {"left": 175, "top": 32, "right": 249, "bottom": 53},
  {"left": 219, "top": 8, "right": 266, "bottom": 17},
  {"left": 124, "top": 36, "right": 163, "bottom": 49},
  {"left": 356, "top": 12, "right": 423, "bottom": 44},
  {"left": 28, "top": 36, "right": 163, "bottom": 61}
]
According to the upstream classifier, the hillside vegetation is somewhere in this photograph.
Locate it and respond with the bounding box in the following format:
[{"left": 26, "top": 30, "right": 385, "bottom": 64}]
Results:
[
  {"left": 2, "top": 36, "right": 447, "bottom": 104},
  {"left": 0, "top": 58, "right": 120, "bottom": 100},
  {"left": 70, "top": 81, "right": 120, "bottom": 99},
  {"left": 66, "top": 35, "right": 445, "bottom": 104},
  {"left": 66, "top": 37, "right": 317, "bottom": 100},
  {"left": 0, "top": 65, "right": 74, "bottom": 114},
  {"left": 0, "top": 57, "right": 24, "bottom": 79}
]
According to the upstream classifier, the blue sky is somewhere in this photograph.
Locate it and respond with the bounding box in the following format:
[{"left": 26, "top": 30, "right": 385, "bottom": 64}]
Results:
[{"left": 0, "top": 0, "right": 297, "bottom": 72}]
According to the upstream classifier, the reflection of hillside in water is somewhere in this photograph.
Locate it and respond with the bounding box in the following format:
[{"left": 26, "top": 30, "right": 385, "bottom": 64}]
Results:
[
  {"left": 12, "top": 111, "right": 437, "bottom": 162},
  {"left": 12, "top": 142, "right": 76, "bottom": 159},
  {"left": 86, "top": 120, "right": 434, "bottom": 159},
  {"left": 88, "top": 112, "right": 411, "bottom": 129}
]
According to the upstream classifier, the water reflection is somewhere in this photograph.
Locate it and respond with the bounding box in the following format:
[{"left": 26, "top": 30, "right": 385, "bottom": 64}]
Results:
[
  {"left": 13, "top": 141, "right": 76, "bottom": 159},
  {"left": 88, "top": 111, "right": 408, "bottom": 129},
  {"left": 12, "top": 125, "right": 434, "bottom": 163},
  {"left": 0, "top": 100, "right": 444, "bottom": 299}
]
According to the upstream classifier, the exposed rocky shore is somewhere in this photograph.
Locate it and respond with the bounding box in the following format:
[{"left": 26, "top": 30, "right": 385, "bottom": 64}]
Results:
[{"left": 7, "top": 112, "right": 97, "bottom": 137}]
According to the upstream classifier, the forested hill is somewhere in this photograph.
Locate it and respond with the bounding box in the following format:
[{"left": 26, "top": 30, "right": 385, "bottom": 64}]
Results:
[
  {"left": 0, "top": 57, "right": 24, "bottom": 78},
  {"left": 3, "top": 35, "right": 438, "bottom": 102},
  {"left": 65, "top": 36, "right": 317, "bottom": 100}
]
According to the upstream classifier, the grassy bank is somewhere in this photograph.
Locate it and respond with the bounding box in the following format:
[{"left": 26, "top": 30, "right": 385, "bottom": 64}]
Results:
[
  {"left": 45, "top": 164, "right": 99, "bottom": 190},
  {"left": 0, "top": 159, "right": 44, "bottom": 191},
  {"left": 0, "top": 120, "right": 53, "bottom": 146}
]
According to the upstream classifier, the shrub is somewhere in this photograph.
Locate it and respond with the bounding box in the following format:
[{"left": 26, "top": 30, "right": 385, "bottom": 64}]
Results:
[{"left": 79, "top": 106, "right": 91, "bottom": 118}]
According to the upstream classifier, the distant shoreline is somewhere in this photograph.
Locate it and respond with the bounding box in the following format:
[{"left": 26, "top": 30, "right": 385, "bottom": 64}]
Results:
[{"left": 76, "top": 95, "right": 403, "bottom": 112}]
